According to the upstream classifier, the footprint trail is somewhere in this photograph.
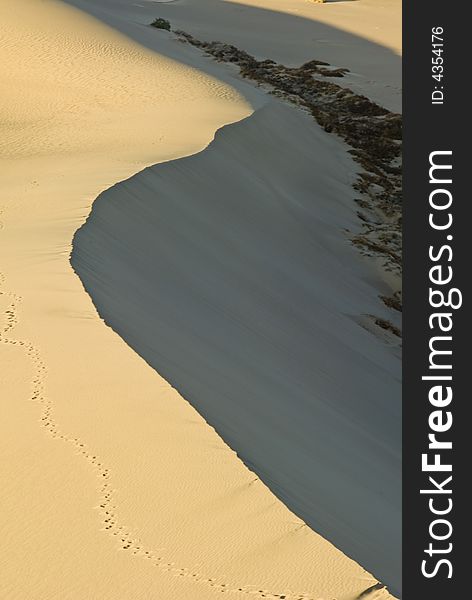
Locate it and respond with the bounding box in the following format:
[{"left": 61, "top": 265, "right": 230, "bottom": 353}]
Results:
[{"left": 0, "top": 208, "right": 326, "bottom": 600}]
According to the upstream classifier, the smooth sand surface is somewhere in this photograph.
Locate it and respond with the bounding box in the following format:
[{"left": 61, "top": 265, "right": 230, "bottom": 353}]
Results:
[
  {"left": 75, "top": 0, "right": 401, "bottom": 111},
  {"left": 69, "top": 0, "right": 402, "bottom": 593},
  {"left": 72, "top": 103, "right": 401, "bottom": 594},
  {"left": 1, "top": 1, "right": 398, "bottom": 600}
]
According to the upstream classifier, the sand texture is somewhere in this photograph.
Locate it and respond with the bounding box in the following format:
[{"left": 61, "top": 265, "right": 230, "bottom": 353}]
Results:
[
  {"left": 71, "top": 0, "right": 401, "bottom": 112},
  {"left": 1, "top": 1, "right": 400, "bottom": 599}
]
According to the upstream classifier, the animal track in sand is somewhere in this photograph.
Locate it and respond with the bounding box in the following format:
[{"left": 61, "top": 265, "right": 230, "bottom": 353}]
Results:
[{"left": 0, "top": 209, "right": 327, "bottom": 600}]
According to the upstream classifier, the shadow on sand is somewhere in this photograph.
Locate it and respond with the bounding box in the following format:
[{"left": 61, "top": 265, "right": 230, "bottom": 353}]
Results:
[{"left": 66, "top": 0, "right": 402, "bottom": 596}]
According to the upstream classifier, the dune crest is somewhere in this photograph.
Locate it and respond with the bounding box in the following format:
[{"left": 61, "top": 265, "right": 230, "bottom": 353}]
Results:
[
  {"left": 72, "top": 101, "right": 401, "bottom": 596},
  {"left": 0, "top": 1, "right": 397, "bottom": 599}
]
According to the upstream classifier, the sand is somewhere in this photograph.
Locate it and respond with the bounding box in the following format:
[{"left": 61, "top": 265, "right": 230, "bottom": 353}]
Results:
[
  {"left": 72, "top": 100, "right": 402, "bottom": 594},
  {"left": 1, "top": 1, "right": 400, "bottom": 599},
  {"left": 74, "top": 0, "right": 401, "bottom": 112}
]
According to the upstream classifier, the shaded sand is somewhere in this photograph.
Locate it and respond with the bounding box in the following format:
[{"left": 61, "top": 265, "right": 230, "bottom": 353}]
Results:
[
  {"left": 69, "top": 0, "right": 402, "bottom": 594},
  {"left": 0, "top": 1, "right": 398, "bottom": 600},
  {"left": 73, "top": 0, "right": 401, "bottom": 111},
  {"left": 72, "top": 103, "right": 401, "bottom": 594}
]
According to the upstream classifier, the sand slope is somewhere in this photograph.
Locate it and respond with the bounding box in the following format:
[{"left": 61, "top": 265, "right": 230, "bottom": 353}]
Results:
[
  {"left": 0, "top": 1, "right": 397, "bottom": 599},
  {"left": 72, "top": 101, "right": 402, "bottom": 595},
  {"left": 67, "top": 0, "right": 401, "bottom": 111}
]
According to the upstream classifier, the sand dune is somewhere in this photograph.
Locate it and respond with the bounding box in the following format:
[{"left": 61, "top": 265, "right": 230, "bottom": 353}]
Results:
[
  {"left": 67, "top": 0, "right": 401, "bottom": 111},
  {"left": 72, "top": 101, "right": 401, "bottom": 595},
  {"left": 0, "top": 1, "right": 398, "bottom": 599}
]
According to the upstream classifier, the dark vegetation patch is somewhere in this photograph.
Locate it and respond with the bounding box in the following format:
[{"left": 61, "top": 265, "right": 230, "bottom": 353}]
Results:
[
  {"left": 150, "top": 20, "right": 403, "bottom": 321},
  {"left": 151, "top": 18, "right": 171, "bottom": 31},
  {"left": 374, "top": 317, "right": 402, "bottom": 338},
  {"left": 173, "top": 30, "right": 402, "bottom": 290},
  {"left": 380, "top": 292, "right": 402, "bottom": 313}
]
